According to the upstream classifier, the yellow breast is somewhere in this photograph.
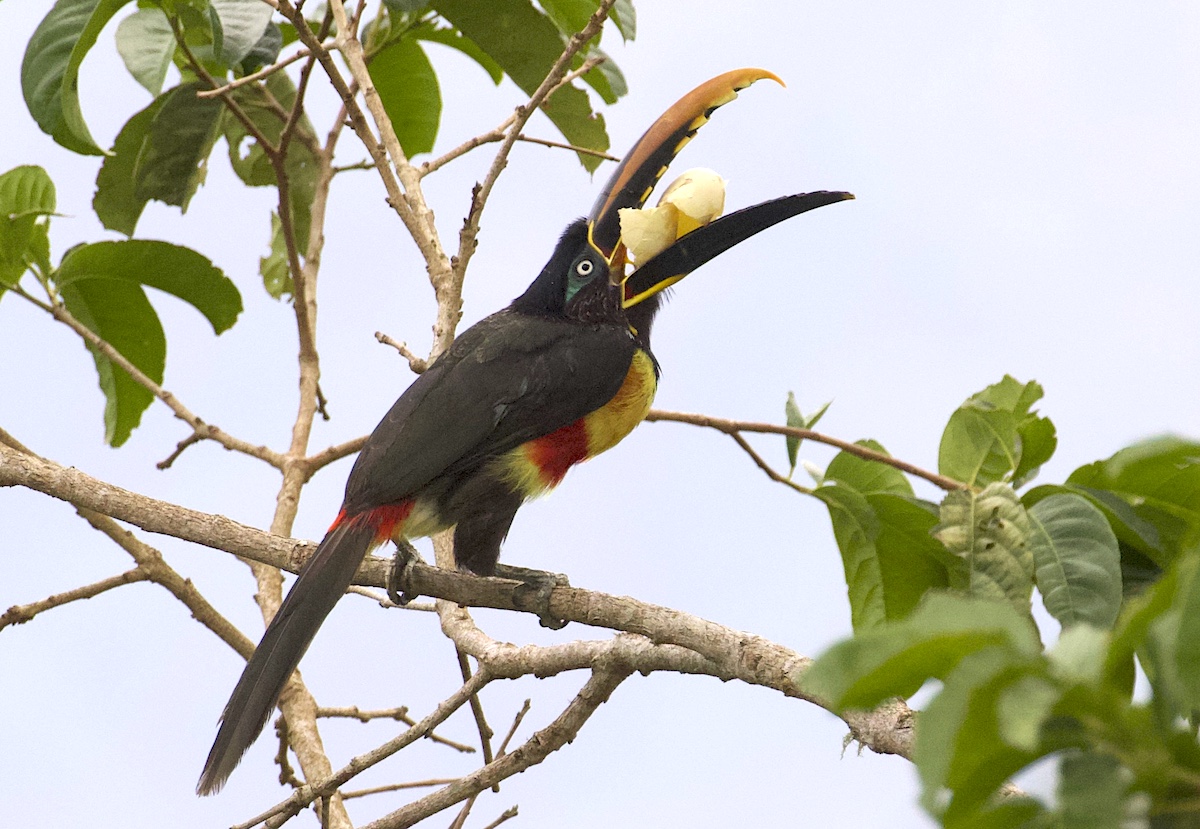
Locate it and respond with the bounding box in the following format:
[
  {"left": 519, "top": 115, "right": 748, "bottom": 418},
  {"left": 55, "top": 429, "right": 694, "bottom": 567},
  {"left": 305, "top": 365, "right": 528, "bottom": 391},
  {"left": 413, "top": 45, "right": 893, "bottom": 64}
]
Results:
[
  {"left": 493, "top": 348, "right": 658, "bottom": 498},
  {"left": 583, "top": 348, "right": 658, "bottom": 457}
]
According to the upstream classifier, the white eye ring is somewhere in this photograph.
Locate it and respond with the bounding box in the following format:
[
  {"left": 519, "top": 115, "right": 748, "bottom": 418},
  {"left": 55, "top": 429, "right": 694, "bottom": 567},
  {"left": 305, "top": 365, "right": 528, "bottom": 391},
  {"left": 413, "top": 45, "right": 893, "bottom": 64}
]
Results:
[{"left": 575, "top": 259, "right": 594, "bottom": 276}]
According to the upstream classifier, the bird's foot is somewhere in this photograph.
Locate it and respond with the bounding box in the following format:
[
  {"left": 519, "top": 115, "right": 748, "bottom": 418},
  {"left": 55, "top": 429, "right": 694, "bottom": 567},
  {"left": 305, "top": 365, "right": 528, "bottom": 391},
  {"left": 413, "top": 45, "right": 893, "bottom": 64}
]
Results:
[
  {"left": 491, "top": 564, "right": 571, "bottom": 630},
  {"left": 388, "top": 540, "right": 422, "bottom": 606}
]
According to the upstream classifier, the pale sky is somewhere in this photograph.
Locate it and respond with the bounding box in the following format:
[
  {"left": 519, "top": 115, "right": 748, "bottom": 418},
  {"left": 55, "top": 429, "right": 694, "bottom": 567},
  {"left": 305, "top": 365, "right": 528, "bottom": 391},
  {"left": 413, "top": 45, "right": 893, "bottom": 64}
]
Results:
[{"left": 3, "top": 3, "right": 1199, "bottom": 827}]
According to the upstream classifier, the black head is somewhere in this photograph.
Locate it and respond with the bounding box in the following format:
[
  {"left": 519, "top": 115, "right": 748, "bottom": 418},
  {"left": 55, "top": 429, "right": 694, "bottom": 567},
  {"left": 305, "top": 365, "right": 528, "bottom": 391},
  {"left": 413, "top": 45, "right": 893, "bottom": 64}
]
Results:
[
  {"left": 510, "top": 220, "right": 623, "bottom": 326},
  {"left": 515, "top": 70, "right": 855, "bottom": 351}
]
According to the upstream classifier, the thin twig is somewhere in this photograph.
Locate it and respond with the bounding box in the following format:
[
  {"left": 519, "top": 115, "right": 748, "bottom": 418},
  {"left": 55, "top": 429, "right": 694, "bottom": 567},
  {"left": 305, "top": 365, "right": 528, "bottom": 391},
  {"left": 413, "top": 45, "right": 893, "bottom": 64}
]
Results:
[
  {"left": 729, "top": 432, "right": 813, "bottom": 495},
  {"left": 480, "top": 807, "right": 519, "bottom": 829},
  {"left": 1, "top": 568, "right": 149, "bottom": 630},
  {"left": 2, "top": 445, "right": 917, "bottom": 761},
  {"left": 169, "top": 15, "right": 278, "bottom": 154},
  {"left": 13, "top": 288, "right": 285, "bottom": 467},
  {"left": 459, "top": 650, "right": 496, "bottom": 766},
  {"left": 646, "top": 409, "right": 968, "bottom": 492},
  {"left": 419, "top": 56, "right": 613, "bottom": 178},
  {"left": 317, "top": 705, "right": 476, "bottom": 753},
  {"left": 346, "top": 585, "right": 436, "bottom": 612},
  {"left": 375, "top": 330, "right": 429, "bottom": 373},
  {"left": 196, "top": 43, "right": 334, "bottom": 98},
  {"left": 515, "top": 133, "right": 620, "bottom": 160},
  {"left": 342, "top": 779, "right": 461, "bottom": 800},
  {"left": 156, "top": 431, "right": 204, "bottom": 470},
  {"left": 332, "top": 160, "right": 375, "bottom": 174},
  {"left": 496, "top": 701, "right": 532, "bottom": 758}
]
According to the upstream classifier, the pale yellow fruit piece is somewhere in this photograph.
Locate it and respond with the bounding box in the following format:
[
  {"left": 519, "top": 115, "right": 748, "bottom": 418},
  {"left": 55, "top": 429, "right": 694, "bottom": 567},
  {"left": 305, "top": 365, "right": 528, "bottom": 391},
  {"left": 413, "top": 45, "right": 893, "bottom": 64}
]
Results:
[
  {"left": 618, "top": 168, "right": 727, "bottom": 265},
  {"left": 657, "top": 167, "right": 726, "bottom": 236},
  {"left": 619, "top": 203, "right": 680, "bottom": 265}
]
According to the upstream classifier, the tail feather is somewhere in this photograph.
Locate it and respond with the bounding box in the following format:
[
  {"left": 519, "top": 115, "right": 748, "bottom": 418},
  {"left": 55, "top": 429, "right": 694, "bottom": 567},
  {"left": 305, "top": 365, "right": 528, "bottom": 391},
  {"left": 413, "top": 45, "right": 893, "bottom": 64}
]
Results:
[{"left": 196, "top": 521, "right": 377, "bottom": 794}]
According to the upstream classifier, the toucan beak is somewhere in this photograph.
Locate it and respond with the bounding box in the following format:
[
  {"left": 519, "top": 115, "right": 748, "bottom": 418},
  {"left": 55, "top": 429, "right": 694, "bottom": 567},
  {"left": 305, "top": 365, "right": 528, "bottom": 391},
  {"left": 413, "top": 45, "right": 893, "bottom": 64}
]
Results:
[
  {"left": 587, "top": 68, "right": 785, "bottom": 267},
  {"left": 621, "top": 191, "right": 854, "bottom": 308},
  {"left": 585, "top": 68, "right": 854, "bottom": 308}
]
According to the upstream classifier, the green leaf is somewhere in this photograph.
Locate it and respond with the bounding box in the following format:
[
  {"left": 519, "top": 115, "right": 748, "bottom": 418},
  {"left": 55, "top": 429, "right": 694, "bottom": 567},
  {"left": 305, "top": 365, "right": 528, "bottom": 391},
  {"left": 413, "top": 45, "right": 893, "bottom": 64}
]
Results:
[
  {"left": 93, "top": 84, "right": 224, "bottom": 235},
  {"left": 784, "top": 391, "right": 803, "bottom": 475},
  {"left": 971, "top": 374, "right": 1042, "bottom": 414},
  {"left": 0, "top": 165, "right": 57, "bottom": 287},
  {"left": 384, "top": 0, "right": 432, "bottom": 13},
  {"left": 432, "top": 0, "right": 610, "bottom": 172},
  {"left": 939, "top": 404, "right": 1020, "bottom": 488},
  {"left": 369, "top": 38, "right": 442, "bottom": 157},
  {"left": 803, "top": 593, "right": 1041, "bottom": 710},
  {"left": 21, "top": 0, "right": 134, "bottom": 155},
  {"left": 806, "top": 399, "right": 832, "bottom": 431},
  {"left": 94, "top": 95, "right": 164, "bottom": 236},
  {"left": 1048, "top": 623, "right": 1109, "bottom": 688},
  {"left": 812, "top": 483, "right": 885, "bottom": 632},
  {"left": 0, "top": 165, "right": 58, "bottom": 218},
  {"left": 870, "top": 492, "right": 965, "bottom": 605},
  {"left": 918, "top": 649, "right": 1041, "bottom": 821},
  {"left": 940, "top": 376, "right": 1056, "bottom": 489},
  {"left": 1068, "top": 436, "right": 1200, "bottom": 567},
  {"left": 578, "top": 46, "right": 626, "bottom": 105},
  {"left": 826, "top": 439, "right": 912, "bottom": 496},
  {"left": 539, "top": 0, "right": 598, "bottom": 35},
  {"left": 1172, "top": 551, "right": 1200, "bottom": 710},
  {"left": 996, "top": 674, "right": 1061, "bottom": 751},
  {"left": 239, "top": 22, "right": 283, "bottom": 73},
  {"left": 815, "top": 462, "right": 955, "bottom": 629},
  {"left": 209, "top": 0, "right": 275, "bottom": 66},
  {"left": 55, "top": 240, "right": 241, "bottom": 333},
  {"left": 1105, "top": 553, "right": 1189, "bottom": 682},
  {"left": 1014, "top": 413, "right": 1057, "bottom": 489},
  {"left": 1027, "top": 494, "right": 1122, "bottom": 629},
  {"left": 52, "top": 240, "right": 241, "bottom": 445},
  {"left": 942, "top": 798, "right": 1050, "bottom": 829},
  {"left": 1030, "top": 484, "right": 1165, "bottom": 566},
  {"left": 115, "top": 7, "right": 175, "bottom": 96},
  {"left": 540, "top": 0, "right": 634, "bottom": 41},
  {"left": 138, "top": 82, "right": 225, "bottom": 209},
  {"left": 260, "top": 212, "right": 293, "bottom": 299},
  {"left": 609, "top": 0, "right": 636, "bottom": 41},
  {"left": 1058, "top": 751, "right": 1129, "bottom": 829},
  {"left": 59, "top": 276, "right": 162, "bottom": 446},
  {"left": 413, "top": 24, "right": 503, "bottom": 84},
  {"left": 935, "top": 483, "right": 1036, "bottom": 611},
  {"left": 1142, "top": 605, "right": 1188, "bottom": 723}
]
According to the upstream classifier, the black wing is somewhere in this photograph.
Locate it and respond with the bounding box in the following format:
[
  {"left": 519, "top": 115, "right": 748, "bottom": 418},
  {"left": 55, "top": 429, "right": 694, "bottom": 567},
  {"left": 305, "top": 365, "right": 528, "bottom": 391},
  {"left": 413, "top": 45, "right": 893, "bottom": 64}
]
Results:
[{"left": 343, "top": 310, "right": 637, "bottom": 513}]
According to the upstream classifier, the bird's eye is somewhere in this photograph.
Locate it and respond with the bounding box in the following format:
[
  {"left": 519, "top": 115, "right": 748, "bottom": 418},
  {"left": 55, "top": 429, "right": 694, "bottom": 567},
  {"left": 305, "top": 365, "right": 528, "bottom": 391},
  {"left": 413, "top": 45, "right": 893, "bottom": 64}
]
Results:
[{"left": 575, "top": 259, "right": 594, "bottom": 276}]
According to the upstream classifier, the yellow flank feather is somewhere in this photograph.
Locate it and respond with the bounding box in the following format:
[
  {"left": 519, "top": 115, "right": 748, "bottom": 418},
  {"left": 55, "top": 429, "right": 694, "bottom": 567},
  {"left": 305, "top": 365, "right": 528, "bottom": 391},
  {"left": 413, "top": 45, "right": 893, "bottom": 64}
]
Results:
[{"left": 583, "top": 349, "right": 657, "bottom": 457}]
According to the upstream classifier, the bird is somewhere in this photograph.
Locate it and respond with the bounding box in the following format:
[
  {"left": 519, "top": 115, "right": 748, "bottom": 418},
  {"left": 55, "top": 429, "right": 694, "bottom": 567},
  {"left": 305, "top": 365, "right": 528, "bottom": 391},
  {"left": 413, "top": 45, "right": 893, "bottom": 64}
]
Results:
[{"left": 197, "top": 68, "right": 853, "bottom": 794}]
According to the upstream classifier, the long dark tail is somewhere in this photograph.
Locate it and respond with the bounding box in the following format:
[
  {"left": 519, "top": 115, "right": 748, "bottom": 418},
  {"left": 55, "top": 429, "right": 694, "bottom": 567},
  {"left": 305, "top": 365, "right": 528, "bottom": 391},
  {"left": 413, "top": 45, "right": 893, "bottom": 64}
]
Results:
[{"left": 196, "top": 521, "right": 376, "bottom": 794}]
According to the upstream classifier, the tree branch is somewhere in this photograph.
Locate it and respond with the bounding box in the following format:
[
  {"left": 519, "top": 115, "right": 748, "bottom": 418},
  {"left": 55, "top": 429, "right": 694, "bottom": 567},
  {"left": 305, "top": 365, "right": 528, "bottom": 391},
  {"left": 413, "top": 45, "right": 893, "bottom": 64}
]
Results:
[
  {"left": 646, "top": 408, "right": 968, "bottom": 491},
  {"left": 0, "top": 441, "right": 914, "bottom": 757}
]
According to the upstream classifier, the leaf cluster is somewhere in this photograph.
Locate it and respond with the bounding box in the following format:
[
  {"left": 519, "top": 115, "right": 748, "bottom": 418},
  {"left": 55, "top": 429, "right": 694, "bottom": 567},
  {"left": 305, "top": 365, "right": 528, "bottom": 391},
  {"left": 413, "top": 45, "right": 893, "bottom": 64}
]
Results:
[
  {"left": 799, "top": 375, "right": 1200, "bottom": 827},
  {"left": 9, "top": 0, "right": 633, "bottom": 446}
]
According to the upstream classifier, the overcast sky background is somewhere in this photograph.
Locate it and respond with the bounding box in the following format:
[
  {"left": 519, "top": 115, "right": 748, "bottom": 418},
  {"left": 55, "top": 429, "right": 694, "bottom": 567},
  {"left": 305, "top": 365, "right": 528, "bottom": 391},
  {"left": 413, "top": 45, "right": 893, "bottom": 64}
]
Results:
[{"left": 3, "top": 3, "right": 1199, "bottom": 827}]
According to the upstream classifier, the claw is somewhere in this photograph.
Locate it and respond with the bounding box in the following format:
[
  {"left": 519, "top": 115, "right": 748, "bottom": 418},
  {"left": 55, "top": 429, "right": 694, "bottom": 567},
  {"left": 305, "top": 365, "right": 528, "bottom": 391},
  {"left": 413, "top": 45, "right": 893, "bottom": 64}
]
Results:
[
  {"left": 388, "top": 540, "right": 422, "bottom": 606},
  {"left": 492, "top": 563, "right": 571, "bottom": 629}
]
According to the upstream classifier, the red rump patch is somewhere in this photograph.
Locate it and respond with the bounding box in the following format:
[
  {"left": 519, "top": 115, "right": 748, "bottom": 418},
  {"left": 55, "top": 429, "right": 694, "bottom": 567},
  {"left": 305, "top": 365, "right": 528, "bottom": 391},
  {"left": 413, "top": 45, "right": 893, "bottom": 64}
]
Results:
[
  {"left": 526, "top": 419, "right": 589, "bottom": 488},
  {"left": 329, "top": 501, "right": 415, "bottom": 545}
]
